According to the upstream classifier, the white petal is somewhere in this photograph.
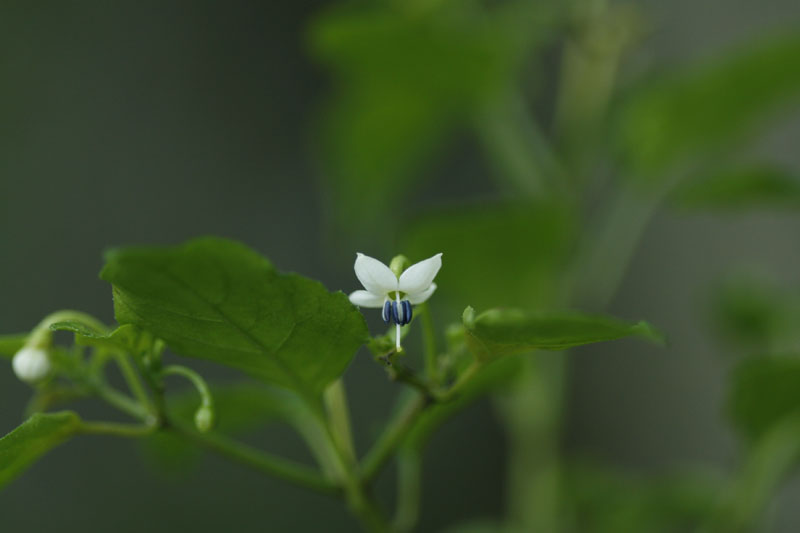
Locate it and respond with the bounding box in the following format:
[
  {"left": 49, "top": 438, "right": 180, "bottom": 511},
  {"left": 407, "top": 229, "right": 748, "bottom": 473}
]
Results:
[
  {"left": 354, "top": 253, "right": 398, "bottom": 295},
  {"left": 398, "top": 253, "right": 442, "bottom": 295},
  {"left": 406, "top": 282, "right": 437, "bottom": 304},
  {"left": 349, "top": 290, "right": 386, "bottom": 308}
]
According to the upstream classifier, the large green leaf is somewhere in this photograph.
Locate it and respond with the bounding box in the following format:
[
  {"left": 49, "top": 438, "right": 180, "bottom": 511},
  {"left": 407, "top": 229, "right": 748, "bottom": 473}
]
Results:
[
  {"left": 0, "top": 411, "right": 81, "bottom": 489},
  {"left": 729, "top": 356, "right": 800, "bottom": 443},
  {"left": 672, "top": 165, "right": 800, "bottom": 210},
  {"left": 617, "top": 33, "right": 800, "bottom": 177},
  {"left": 462, "top": 306, "right": 663, "bottom": 362},
  {"left": 100, "top": 237, "right": 368, "bottom": 399}
]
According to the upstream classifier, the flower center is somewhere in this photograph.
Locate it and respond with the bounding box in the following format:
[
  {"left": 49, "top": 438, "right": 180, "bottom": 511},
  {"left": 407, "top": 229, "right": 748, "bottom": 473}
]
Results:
[{"left": 381, "top": 299, "right": 412, "bottom": 326}]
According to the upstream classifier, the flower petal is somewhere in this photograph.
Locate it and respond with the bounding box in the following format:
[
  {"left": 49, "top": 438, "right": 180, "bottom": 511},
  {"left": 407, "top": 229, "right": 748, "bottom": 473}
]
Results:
[
  {"left": 398, "top": 253, "right": 442, "bottom": 295},
  {"left": 348, "top": 290, "right": 386, "bottom": 308},
  {"left": 406, "top": 282, "right": 437, "bottom": 305},
  {"left": 354, "top": 253, "right": 398, "bottom": 295}
]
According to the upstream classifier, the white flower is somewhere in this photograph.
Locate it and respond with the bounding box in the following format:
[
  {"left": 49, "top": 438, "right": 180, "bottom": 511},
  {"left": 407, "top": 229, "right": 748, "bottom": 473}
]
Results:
[
  {"left": 12, "top": 347, "right": 51, "bottom": 384},
  {"left": 349, "top": 252, "right": 442, "bottom": 350}
]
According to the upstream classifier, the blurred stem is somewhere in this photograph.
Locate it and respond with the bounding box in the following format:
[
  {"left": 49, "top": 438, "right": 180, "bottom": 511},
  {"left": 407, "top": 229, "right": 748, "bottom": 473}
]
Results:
[
  {"left": 573, "top": 184, "right": 668, "bottom": 308},
  {"left": 393, "top": 447, "right": 422, "bottom": 533},
  {"left": 324, "top": 379, "right": 358, "bottom": 466},
  {"left": 361, "top": 392, "right": 430, "bottom": 484},
  {"left": 476, "top": 89, "right": 566, "bottom": 197},
  {"left": 419, "top": 303, "right": 439, "bottom": 383},
  {"left": 706, "top": 415, "right": 800, "bottom": 532},
  {"left": 499, "top": 354, "right": 566, "bottom": 530}
]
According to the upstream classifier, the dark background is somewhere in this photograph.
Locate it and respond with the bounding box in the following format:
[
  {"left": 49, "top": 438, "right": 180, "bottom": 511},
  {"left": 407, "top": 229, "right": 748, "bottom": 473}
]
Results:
[{"left": 2, "top": 1, "right": 800, "bottom": 531}]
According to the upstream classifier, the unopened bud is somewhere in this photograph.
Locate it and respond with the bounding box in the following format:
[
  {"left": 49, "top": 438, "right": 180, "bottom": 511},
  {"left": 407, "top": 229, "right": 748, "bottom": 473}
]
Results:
[
  {"left": 194, "top": 405, "right": 215, "bottom": 433},
  {"left": 12, "top": 347, "right": 51, "bottom": 384}
]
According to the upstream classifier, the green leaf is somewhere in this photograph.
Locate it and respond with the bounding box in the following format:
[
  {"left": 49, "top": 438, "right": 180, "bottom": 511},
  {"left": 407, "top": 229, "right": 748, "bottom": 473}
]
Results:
[
  {"left": 0, "top": 333, "right": 27, "bottom": 359},
  {"left": 729, "top": 356, "right": 800, "bottom": 443},
  {"left": 710, "top": 276, "right": 800, "bottom": 353},
  {"left": 0, "top": 411, "right": 81, "bottom": 489},
  {"left": 100, "top": 237, "right": 368, "bottom": 399},
  {"left": 617, "top": 33, "right": 800, "bottom": 177},
  {"left": 462, "top": 306, "right": 663, "bottom": 362},
  {"left": 673, "top": 165, "right": 800, "bottom": 210},
  {"left": 49, "top": 320, "right": 107, "bottom": 339},
  {"left": 401, "top": 201, "right": 576, "bottom": 311}
]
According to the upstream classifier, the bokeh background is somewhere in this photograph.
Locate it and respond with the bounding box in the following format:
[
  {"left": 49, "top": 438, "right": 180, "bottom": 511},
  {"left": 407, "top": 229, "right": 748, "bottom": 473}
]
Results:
[{"left": 2, "top": 1, "right": 800, "bottom": 531}]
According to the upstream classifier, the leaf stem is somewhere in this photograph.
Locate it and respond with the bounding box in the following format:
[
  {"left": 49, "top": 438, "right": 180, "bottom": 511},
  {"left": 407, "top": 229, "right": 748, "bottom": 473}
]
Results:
[
  {"left": 78, "top": 420, "right": 155, "bottom": 438},
  {"left": 324, "top": 379, "right": 358, "bottom": 466},
  {"left": 361, "top": 392, "right": 430, "bottom": 484},
  {"left": 169, "top": 418, "right": 340, "bottom": 497},
  {"left": 115, "top": 353, "right": 153, "bottom": 414}
]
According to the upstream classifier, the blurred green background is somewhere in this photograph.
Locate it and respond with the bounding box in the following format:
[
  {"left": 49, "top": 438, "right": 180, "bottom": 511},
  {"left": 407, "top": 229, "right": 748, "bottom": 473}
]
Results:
[{"left": 2, "top": 1, "right": 800, "bottom": 531}]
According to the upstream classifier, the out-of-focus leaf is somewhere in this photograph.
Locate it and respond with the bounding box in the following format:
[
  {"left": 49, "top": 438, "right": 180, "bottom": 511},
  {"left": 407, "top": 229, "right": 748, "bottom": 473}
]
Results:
[
  {"left": 561, "top": 462, "right": 721, "bottom": 533},
  {"left": 617, "top": 33, "right": 800, "bottom": 177},
  {"left": 729, "top": 356, "right": 800, "bottom": 443},
  {"left": 0, "top": 411, "right": 81, "bottom": 489},
  {"left": 0, "top": 333, "right": 27, "bottom": 359},
  {"left": 100, "top": 237, "right": 368, "bottom": 400},
  {"left": 462, "top": 306, "right": 663, "bottom": 362},
  {"left": 673, "top": 165, "right": 800, "bottom": 210},
  {"left": 310, "top": 3, "right": 551, "bottom": 227},
  {"left": 711, "top": 277, "right": 800, "bottom": 352},
  {"left": 401, "top": 201, "right": 577, "bottom": 311}
]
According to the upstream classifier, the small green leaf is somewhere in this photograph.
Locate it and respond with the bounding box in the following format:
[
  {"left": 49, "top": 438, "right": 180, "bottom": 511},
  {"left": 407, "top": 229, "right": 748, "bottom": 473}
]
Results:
[
  {"left": 49, "top": 320, "right": 107, "bottom": 339},
  {"left": 617, "top": 33, "right": 800, "bottom": 177},
  {"left": 462, "top": 306, "right": 663, "bottom": 361},
  {"left": 0, "top": 411, "right": 81, "bottom": 489},
  {"left": 0, "top": 333, "right": 27, "bottom": 359},
  {"left": 729, "top": 356, "right": 800, "bottom": 443},
  {"left": 100, "top": 237, "right": 368, "bottom": 399},
  {"left": 673, "top": 165, "right": 800, "bottom": 210}
]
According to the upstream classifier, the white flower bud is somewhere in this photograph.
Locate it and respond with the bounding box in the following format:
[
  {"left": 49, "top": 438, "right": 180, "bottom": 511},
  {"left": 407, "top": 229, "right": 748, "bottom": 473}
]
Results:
[{"left": 12, "top": 347, "right": 52, "bottom": 384}]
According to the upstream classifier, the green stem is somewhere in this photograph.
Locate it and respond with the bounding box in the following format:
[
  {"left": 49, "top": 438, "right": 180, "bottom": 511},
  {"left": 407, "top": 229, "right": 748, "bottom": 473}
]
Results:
[
  {"left": 79, "top": 420, "right": 155, "bottom": 438},
  {"left": 94, "top": 381, "right": 149, "bottom": 421},
  {"left": 393, "top": 447, "right": 422, "bottom": 533},
  {"left": 361, "top": 393, "right": 429, "bottom": 484},
  {"left": 419, "top": 303, "right": 438, "bottom": 383},
  {"left": 115, "top": 353, "right": 153, "bottom": 414},
  {"left": 170, "top": 419, "right": 340, "bottom": 497},
  {"left": 324, "top": 379, "right": 357, "bottom": 466}
]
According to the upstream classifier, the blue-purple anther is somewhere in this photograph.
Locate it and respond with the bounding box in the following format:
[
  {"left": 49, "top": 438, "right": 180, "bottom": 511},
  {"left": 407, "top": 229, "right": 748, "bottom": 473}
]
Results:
[{"left": 382, "top": 299, "right": 412, "bottom": 326}]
